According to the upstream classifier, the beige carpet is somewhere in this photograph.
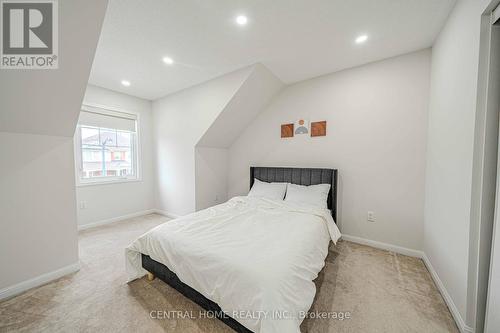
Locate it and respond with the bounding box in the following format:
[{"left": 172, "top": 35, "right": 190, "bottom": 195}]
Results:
[{"left": 0, "top": 214, "right": 458, "bottom": 333}]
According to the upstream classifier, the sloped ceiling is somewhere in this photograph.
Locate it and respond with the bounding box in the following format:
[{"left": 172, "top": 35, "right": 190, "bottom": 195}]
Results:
[
  {"left": 153, "top": 65, "right": 255, "bottom": 214},
  {"left": 193, "top": 64, "right": 283, "bottom": 212},
  {"left": 197, "top": 63, "right": 283, "bottom": 148},
  {"left": 0, "top": 0, "right": 108, "bottom": 137}
]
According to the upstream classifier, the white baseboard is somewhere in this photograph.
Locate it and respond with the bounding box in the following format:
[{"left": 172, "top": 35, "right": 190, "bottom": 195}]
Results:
[
  {"left": 341, "top": 234, "right": 424, "bottom": 258},
  {"left": 421, "top": 254, "right": 473, "bottom": 333},
  {"left": 0, "top": 261, "right": 80, "bottom": 301},
  {"left": 153, "top": 209, "right": 181, "bottom": 219},
  {"left": 78, "top": 209, "right": 156, "bottom": 231},
  {"left": 341, "top": 234, "right": 471, "bottom": 332},
  {"left": 2, "top": 209, "right": 173, "bottom": 301}
]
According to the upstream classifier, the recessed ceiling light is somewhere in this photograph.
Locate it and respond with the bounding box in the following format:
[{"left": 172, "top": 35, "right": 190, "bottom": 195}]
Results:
[
  {"left": 236, "top": 15, "right": 248, "bottom": 26},
  {"left": 162, "top": 56, "right": 174, "bottom": 65},
  {"left": 121, "top": 80, "right": 131, "bottom": 87},
  {"left": 355, "top": 35, "right": 368, "bottom": 44}
]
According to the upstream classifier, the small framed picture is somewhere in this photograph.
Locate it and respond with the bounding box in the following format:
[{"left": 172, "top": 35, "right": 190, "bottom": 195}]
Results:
[
  {"left": 311, "top": 121, "right": 327, "bottom": 137},
  {"left": 294, "top": 119, "right": 309, "bottom": 135},
  {"left": 281, "top": 123, "right": 294, "bottom": 138}
]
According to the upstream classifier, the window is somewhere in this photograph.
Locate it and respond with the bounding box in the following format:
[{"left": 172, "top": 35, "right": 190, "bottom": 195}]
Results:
[{"left": 74, "top": 106, "right": 140, "bottom": 185}]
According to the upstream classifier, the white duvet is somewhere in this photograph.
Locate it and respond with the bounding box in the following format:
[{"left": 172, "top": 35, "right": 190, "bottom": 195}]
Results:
[{"left": 126, "top": 196, "right": 341, "bottom": 333}]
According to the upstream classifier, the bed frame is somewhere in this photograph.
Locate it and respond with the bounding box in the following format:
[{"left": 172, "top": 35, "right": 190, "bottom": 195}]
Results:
[{"left": 142, "top": 167, "right": 338, "bottom": 333}]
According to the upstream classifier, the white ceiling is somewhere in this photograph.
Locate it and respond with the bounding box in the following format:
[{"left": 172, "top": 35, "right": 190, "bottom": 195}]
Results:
[{"left": 89, "top": 0, "right": 456, "bottom": 100}]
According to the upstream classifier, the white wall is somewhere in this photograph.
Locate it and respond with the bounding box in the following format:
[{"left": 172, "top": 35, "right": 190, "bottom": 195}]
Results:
[
  {"left": 75, "top": 85, "right": 155, "bottom": 227},
  {"left": 0, "top": 0, "right": 108, "bottom": 137},
  {"left": 195, "top": 147, "right": 229, "bottom": 210},
  {"left": 424, "top": 0, "right": 492, "bottom": 329},
  {"left": 198, "top": 64, "right": 284, "bottom": 148},
  {"left": 194, "top": 65, "right": 283, "bottom": 211},
  {"left": 0, "top": 0, "right": 108, "bottom": 298},
  {"left": 0, "top": 133, "right": 79, "bottom": 290},
  {"left": 152, "top": 67, "right": 253, "bottom": 216},
  {"left": 228, "top": 49, "right": 431, "bottom": 251}
]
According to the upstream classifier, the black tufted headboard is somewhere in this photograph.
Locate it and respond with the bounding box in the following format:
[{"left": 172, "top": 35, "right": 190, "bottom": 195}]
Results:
[{"left": 250, "top": 167, "right": 338, "bottom": 222}]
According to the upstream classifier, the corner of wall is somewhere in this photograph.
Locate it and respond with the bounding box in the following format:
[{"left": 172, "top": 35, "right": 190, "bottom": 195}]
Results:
[
  {"left": 152, "top": 64, "right": 281, "bottom": 215},
  {"left": 194, "top": 64, "right": 284, "bottom": 210}
]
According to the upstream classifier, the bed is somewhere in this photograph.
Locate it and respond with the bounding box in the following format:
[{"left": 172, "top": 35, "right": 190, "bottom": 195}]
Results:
[{"left": 126, "top": 167, "right": 340, "bottom": 333}]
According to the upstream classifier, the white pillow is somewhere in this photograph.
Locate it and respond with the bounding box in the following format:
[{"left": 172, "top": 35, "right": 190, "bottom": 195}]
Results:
[
  {"left": 248, "top": 179, "right": 287, "bottom": 200},
  {"left": 284, "top": 183, "right": 331, "bottom": 209}
]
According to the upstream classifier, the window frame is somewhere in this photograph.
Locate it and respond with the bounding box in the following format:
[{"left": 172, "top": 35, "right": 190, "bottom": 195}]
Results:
[{"left": 74, "top": 104, "right": 142, "bottom": 187}]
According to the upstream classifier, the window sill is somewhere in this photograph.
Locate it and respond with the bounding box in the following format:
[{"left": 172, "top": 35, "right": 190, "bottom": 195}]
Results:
[{"left": 76, "top": 178, "right": 142, "bottom": 187}]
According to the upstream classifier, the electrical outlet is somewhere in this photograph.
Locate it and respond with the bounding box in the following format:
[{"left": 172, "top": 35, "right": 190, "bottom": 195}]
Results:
[
  {"left": 79, "top": 201, "right": 87, "bottom": 209},
  {"left": 367, "top": 211, "right": 376, "bottom": 222}
]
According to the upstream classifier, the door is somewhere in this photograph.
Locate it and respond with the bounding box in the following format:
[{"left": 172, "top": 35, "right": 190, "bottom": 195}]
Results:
[{"left": 485, "top": 6, "right": 500, "bottom": 333}]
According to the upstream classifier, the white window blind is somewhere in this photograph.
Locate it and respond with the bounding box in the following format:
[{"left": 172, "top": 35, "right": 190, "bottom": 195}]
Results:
[{"left": 78, "top": 106, "right": 137, "bottom": 132}]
